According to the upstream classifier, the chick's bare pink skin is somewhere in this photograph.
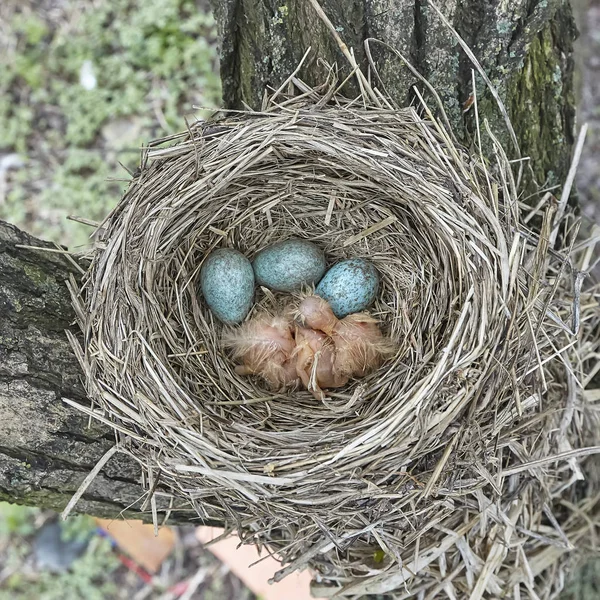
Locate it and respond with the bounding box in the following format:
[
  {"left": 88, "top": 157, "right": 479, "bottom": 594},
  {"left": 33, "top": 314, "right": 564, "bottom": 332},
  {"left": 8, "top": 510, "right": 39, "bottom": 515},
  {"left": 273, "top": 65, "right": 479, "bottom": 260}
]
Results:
[
  {"left": 332, "top": 313, "right": 396, "bottom": 378},
  {"left": 225, "top": 297, "right": 394, "bottom": 396},
  {"left": 297, "top": 295, "right": 339, "bottom": 336},
  {"left": 223, "top": 315, "right": 299, "bottom": 390},
  {"left": 294, "top": 326, "right": 348, "bottom": 400}
]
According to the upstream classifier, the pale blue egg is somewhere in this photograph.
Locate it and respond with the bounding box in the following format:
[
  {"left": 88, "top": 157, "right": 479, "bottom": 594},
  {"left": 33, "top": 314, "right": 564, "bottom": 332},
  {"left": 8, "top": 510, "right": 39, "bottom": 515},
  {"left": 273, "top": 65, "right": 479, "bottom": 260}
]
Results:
[
  {"left": 316, "top": 258, "right": 379, "bottom": 318},
  {"left": 200, "top": 249, "right": 255, "bottom": 324},
  {"left": 253, "top": 239, "right": 326, "bottom": 292}
]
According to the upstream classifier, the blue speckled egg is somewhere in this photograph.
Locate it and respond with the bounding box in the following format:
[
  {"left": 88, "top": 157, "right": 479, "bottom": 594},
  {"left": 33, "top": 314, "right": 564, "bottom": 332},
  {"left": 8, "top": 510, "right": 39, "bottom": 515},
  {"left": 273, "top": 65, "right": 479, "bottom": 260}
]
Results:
[
  {"left": 252, "top": 239, "right": 326, "bottom": 292},
  {"left": 316, "top": 258, "right": 379, "bottom": 318},
  {"left": 200, "top": 249, "right": 255, "bottom": 324}
]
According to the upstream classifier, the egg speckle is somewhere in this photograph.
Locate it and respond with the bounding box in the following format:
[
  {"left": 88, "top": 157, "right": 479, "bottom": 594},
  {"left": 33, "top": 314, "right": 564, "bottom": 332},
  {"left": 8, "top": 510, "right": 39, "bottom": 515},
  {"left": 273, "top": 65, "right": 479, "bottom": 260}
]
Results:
[
  {"left": 200, "top": 249, "right": 255, "bottom": 324},
  {"left": 316, "top": 258, "right": 379, "bottom": 318},
  {"left": 252, "top": 239, "right": 326, "bottom": 292}
]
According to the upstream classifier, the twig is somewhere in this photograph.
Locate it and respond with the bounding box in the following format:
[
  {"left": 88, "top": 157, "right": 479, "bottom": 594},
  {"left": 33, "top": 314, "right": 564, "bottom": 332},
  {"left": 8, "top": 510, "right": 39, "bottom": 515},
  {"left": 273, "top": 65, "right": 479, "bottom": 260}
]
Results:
[{"left": 61, "top": 445, "right": 120, "bottom": 520}]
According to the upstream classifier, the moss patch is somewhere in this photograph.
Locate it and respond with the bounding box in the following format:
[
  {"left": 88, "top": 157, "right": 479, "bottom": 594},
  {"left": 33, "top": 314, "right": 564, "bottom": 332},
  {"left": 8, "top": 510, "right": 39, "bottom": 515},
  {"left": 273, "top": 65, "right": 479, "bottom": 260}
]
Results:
[{"left": 506, "top": 5, "right": 576, "bottom": 198}]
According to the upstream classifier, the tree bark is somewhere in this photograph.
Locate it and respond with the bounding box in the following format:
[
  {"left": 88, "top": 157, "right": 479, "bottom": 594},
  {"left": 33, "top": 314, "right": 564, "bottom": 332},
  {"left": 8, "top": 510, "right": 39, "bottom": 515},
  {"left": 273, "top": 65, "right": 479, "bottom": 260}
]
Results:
[
  {"left": 0, "top": 220, "right": 200, "bottom": 523},
  {"left": 211, "top": 0, "right": 576, "bottom": 194}
]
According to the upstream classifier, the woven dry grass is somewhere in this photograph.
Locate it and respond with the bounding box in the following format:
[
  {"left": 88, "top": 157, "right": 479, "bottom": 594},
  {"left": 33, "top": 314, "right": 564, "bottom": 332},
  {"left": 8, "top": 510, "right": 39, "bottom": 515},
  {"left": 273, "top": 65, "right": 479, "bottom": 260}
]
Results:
[{"left": 65, "top": 66, "right": 600, "bottom": 598}]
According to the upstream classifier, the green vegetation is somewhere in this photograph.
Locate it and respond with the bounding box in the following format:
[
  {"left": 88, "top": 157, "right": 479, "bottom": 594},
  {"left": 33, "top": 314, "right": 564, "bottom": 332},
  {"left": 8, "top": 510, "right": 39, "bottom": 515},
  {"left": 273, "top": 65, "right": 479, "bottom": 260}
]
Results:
[
  {"left": 0, "top": 502, "right": 39, "bottom": 538},
  {"left": 0, "top": 0, "right": 221, "bottom": 247},
  {"left": 0, "top": 502, "right": 121, "bottom": 600},
  {"left": 0, "top": 538, "right": 119, "bottom": 600}
]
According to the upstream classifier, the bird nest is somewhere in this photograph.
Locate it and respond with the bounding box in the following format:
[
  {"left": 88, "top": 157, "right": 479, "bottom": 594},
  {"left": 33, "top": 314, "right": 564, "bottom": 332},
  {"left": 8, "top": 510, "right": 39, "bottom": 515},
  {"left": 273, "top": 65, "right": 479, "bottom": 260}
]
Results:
[{"left": 68, "top": 83, "right": 600, "bottom": 599}]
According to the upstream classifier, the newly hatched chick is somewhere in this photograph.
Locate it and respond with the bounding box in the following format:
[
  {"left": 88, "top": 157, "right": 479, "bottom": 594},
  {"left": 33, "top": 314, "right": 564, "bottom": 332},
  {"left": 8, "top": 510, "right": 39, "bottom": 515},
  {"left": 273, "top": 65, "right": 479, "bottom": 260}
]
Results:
[
  {"left": 331, "top": 313, "right": 396, "bottom": 378},
  {"left": 222, "top": 315, "right": 299, "bottom": 390},
  {"left": 298, "top": 294, "right": 395, "bottom": 379},
  {"left": 296, "top": 295, "right": 339, "bottom": 335},
  {"left": 294, "top": 326, "right": 349, "bottom": 400}
]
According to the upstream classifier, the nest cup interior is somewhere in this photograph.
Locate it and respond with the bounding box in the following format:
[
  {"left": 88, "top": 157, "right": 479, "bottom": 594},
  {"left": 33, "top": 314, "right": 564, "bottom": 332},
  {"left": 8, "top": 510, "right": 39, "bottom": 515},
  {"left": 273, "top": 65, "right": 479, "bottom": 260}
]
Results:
[
  {"left": 129, "top": 109, "right": 499, "bottom": 423},
  {"left": 77, "top": 100, "right": 599, "bottom": 595}
]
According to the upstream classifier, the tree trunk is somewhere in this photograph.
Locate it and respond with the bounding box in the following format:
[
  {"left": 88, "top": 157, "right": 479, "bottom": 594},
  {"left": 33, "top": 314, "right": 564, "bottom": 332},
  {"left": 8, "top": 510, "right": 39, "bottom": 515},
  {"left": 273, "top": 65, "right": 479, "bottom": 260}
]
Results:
[
  {"left": 0, "top": 220, "right": 202, "bottom": 523},
  {"left": 211, "top": 0, "right": 576, "bottom": 193}
]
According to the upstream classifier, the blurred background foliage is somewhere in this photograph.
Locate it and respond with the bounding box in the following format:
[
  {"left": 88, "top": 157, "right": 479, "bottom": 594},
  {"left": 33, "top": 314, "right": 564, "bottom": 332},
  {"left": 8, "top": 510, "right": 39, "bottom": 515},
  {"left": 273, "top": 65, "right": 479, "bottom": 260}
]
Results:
[
  {"left": 0, "top": 501, "right": 256, "bottom": 599},
  {"left": 0, "top": 0, "right": 220, "bottom": 248},
  {"left": 0, "top": 503, "right": 121, "bottom": 599}
]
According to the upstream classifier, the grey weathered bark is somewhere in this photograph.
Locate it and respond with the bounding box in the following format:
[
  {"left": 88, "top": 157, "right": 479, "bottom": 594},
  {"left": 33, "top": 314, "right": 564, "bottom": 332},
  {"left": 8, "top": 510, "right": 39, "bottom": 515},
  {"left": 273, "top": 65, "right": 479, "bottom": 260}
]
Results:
[
  {"left": 0, "top": 221, "right": 199, "bottom": 523},
  {"left": 0, "top": 0, "right": 578, "bottom": 524},
  {"left": 211, "top": 0, "right": 577, "bottom": 194}
]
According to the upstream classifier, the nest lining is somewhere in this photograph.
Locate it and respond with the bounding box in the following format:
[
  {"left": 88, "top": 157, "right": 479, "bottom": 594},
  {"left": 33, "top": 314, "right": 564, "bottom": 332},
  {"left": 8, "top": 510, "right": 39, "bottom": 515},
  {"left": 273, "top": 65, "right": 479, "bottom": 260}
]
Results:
[{"left": 69, "top": 91, "right": 600, "bottom": 599}]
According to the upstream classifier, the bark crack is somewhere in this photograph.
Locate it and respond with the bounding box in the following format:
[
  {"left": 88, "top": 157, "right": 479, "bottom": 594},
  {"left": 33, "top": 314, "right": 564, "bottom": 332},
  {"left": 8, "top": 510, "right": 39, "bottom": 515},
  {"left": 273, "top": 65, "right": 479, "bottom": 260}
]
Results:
[
  {"left": 0, "top": 445, "right": 136, "bottom": 485},
  {"left": 413, "top": 0, "right": 426, "bottom": 77}
]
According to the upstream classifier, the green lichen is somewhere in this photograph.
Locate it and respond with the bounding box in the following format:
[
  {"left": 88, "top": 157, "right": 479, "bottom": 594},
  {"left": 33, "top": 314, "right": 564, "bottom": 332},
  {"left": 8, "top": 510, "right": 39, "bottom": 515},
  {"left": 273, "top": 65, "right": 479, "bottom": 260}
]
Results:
[
  {"left": 496, "top": 19, "right": 512, "bottom": 35},
  {"left": 11, "top": 297, "right": 23, "bottom": 313},
  {"left": 0, "top": 488, "right": 144, "bottom": 523},
  {"left": 506, "top": 17, "right": 573, "bottom": 196},
  {"left": 22, "top": 263, "right": 54, "bottom": 287},
  {"left": 272, "top": 5, "right": 288, "bottom": 24},
  {"left": 0, "top": 489, "right": 68, "bottom": 511}
]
